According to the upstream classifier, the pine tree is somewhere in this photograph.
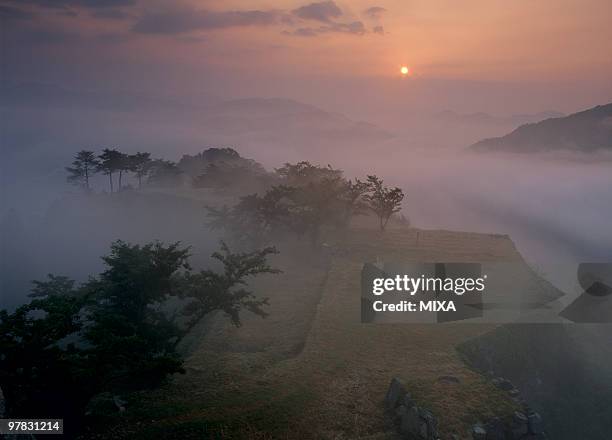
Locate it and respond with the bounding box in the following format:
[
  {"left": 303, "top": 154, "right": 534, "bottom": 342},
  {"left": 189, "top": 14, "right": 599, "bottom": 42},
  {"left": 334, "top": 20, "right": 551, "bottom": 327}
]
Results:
[
  {"left": 96, "top": 148, "right": 123, "bottom": 193},
  {"left": 128, "top": 152, "right": 152, "bottom": 189},
  {"left": 66, "top": 150, "right": 99, "bottom": 190}
]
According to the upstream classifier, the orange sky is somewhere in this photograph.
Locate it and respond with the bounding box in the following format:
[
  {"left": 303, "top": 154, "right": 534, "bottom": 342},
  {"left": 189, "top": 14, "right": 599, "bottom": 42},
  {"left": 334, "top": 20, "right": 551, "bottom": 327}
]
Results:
[
  {"left": 3, "top": 0, "right": 611, "bottom": 115},
  {"left": 123, "top": 0, "right": 612, "bottom": 81}
]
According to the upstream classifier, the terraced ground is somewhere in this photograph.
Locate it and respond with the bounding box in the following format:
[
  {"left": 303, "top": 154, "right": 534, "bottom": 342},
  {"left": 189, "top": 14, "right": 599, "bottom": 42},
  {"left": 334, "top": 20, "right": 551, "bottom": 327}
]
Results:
[{"left": 87, "top": 226, "right": 527, "bottom": 439}]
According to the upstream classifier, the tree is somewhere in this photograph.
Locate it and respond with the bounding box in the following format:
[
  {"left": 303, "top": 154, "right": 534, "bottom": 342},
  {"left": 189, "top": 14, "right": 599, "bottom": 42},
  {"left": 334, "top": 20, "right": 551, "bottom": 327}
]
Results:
[
  {"left": 286, "top": 177, "right": 346, "bottom": 246},
  {"left": 147, "top": 159, "right": 183, "bottom": 187},
  {"left": 206, "top": 186, "right": 294, "bottom": 248},
  {"left": 338, "top": 179, "right": 370, "bottom": 228},
  {"left": 179, "top": 242, "right": 278, "bottom": 335},
  {"left": 0, "top": 240, "right": 278, "bottom": 435},
  {"left": 84, "top": 241, "right": 190, "bottom": 389},
  {"left": 97, "top": 148, "right": 124, "bottom": 193},
  {"left": 128, "top": 152, "right": 152, "bottom": 189},
  {"left": 0, "top": 276, "right": 93, "bottom": 435},
  {"left": 364, "top": 175, "right": 405, "bottom": 231},
  {"left": 66, "top": 150, "right": 99, "bottom": 190},
  {"left": 116, "top": 152, "right": 130, "bottom": 190},
  {"left": 207, "top": 176, "right": 361, "bottom": 247},
  {"left": 275, "top": 161, "right": 342, "bottom": 186}
]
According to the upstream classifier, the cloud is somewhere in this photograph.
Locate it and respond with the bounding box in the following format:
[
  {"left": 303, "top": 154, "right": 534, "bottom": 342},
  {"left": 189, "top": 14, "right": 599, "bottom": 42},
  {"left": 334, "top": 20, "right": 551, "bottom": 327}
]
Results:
[
  {"left": 291, "top": 1, "right": 342, "bottom": 23},
  {"left": 373, "top": 25, "right": 384, "bottom": 35},
  {"left": 285, "top": 27, "right": 318, "bottom": 37},
  {"left": 92, "top": 9, "right": 133, "bottom": 20},
  {"left": 132, "top": 7, "right": 282, "bottom": 34},
  {"left": 363, "top": 6, "right": 386, "bottom": 19},
  {"left": 0, "top": 5, "right": 35, "bottom": 21},
  {"left": 330, "top": 21, "right": 366, "bottom": 34},
  {"left": 5, "top": 0, "right": 135, "bottom": 9},
  {"left": 284, "top": 20, "right": 366, "bottom": 37},
  {"left": 284, "top": 1, "right": 369, "bottom": 37},
  {"left": 8, "top": 27, "right": 79, "bottom": 44}
]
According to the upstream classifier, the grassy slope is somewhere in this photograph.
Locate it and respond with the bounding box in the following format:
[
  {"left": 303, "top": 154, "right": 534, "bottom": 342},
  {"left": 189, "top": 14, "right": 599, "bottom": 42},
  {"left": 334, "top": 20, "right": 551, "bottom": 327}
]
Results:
[{"left": 85, "top": 227, "right": 522, "bottom": 439}]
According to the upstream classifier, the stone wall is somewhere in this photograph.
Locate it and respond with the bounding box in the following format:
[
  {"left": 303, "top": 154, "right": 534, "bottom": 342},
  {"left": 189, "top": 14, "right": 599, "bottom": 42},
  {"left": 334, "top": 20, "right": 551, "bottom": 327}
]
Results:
[{"left": 385, "top": 377, "right": 548, "bottom": 440}]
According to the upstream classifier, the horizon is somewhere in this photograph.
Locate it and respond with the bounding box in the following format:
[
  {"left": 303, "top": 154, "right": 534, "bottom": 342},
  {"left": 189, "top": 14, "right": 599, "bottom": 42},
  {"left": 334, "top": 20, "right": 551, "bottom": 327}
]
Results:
[{"left": 2, "top": 0, "right": 612, "bottom": 124}]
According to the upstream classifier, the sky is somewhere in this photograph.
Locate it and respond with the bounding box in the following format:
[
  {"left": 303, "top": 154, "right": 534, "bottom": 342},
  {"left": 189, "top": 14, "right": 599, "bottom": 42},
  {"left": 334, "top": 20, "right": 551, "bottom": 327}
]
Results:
[{"left": 2, "top": 0, "right": 612, "bottom": 119}]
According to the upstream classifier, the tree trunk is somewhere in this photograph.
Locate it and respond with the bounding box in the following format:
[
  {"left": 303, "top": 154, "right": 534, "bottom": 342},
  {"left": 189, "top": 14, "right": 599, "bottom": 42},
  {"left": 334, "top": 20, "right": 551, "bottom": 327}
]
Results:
[
  {"left": 109, "top": 172, "right": 114, "bottom": 193},
  {"left": 84, "top": 166, "right": 89, "bottom": 190},
  {"left": 118, "top": 170, "right": 123, "bottom": 190}
]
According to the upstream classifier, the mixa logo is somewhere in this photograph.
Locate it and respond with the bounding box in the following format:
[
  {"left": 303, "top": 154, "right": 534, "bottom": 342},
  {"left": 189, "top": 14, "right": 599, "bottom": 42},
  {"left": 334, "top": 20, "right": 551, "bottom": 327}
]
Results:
[
  {"left": 420, "top": 300, "right": 455, "bottom": 312},
  {"left": 372, "top": 300, "right": 457, "bottom": 312}
]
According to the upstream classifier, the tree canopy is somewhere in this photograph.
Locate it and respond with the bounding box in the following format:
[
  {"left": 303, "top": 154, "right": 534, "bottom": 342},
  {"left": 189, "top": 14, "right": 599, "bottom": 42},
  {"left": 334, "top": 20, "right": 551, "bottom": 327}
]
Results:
[
  {"left": 363, "top": 175, "right": 405, "bottom": 231},
  {"left": 0, "top": 240, "right": 278, "bottom": 434},
  {"left": 207, "top": 161, "right": 406, "bottom": 247},
  {"left": 66, "top": 150, "right": 99, "bottom": 190}
]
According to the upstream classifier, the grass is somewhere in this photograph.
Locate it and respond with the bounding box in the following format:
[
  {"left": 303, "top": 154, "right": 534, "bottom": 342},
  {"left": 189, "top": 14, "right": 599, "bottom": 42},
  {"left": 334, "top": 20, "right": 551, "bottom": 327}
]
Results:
[{"left": 84, "top": 226, "right": 524, "bottom": 439}]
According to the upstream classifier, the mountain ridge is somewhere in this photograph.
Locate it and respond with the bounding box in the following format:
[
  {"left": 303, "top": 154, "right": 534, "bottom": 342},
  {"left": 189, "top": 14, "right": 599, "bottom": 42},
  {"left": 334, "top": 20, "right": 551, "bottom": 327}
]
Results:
[{"left": 470, "top": 103, "right": 612, "bottom": 153}]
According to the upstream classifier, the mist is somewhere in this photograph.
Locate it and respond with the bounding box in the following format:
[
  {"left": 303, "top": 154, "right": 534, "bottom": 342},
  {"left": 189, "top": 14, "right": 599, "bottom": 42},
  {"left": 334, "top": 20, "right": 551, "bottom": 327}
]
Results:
[{"left": 2, "top": 88, "right": 610, "bottom": 311}]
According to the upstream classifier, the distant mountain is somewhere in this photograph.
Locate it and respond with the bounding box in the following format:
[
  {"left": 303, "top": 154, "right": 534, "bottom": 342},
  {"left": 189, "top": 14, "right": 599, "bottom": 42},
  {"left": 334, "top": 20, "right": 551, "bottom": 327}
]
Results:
[
  {"left": 434, "top": 109, "right": 565, "bottom": 126},
  {"left": 198, "top": 97, "right": 393, "bottom": 143},
  {"left": 1, "top": 81, "right": 393, "bottom": 161},
  {"left": 509, "top": 111, "right": 566, "bottom": 126},
  {"left": 470, "top": 104, "right": 612, "bottom": 153}
]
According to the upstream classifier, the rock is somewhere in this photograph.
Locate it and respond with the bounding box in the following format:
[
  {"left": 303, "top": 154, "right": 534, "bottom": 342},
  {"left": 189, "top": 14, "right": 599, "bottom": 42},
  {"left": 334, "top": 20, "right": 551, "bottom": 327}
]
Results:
[
  {"left": 472, "top": 424, "right": 487, "bottom": 440},
  {"left": 400, "top": 405, "right": 421, "bottom": 436},
  {"left": 484, "top": 417, "right": 505, "bottom": 440},
  {"left": 511, "top": 411, "right": 529, "bottom": 438},
  {"left": 528, "top": 412, "right": 544, "bottom": 434},
  {"left": 401, "top": 392, "right": 415, "bottom": 409},
  {"left": 395, "top": 404, "right": 408, "bottom": 420},
  {"left": 399, "top": 405, "right": 439, "bottom": 440},
  {"left": 420, "top": 409, "right": 438, "bottom": 440},
  {"left": 508, "top": 388, "right": 520, "bottom": 397},
  {"left": 492, "top": 378, "right": 515, "bottom": 391},
  {"left": 418, "top": 419, "right": 428, "bottom": 439},
  {"left": 385, "top": 377, "right": 407, "bottom": 409}
]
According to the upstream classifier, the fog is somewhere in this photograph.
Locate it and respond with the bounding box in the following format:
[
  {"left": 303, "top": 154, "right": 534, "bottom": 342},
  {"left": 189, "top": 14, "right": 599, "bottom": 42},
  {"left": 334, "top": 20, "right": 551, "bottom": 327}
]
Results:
[
  {"left": 338, "top": 143, "right": 612, "bottom": 299},
  {"left": 2, "top": 90, "right": 611, "bottom": 312},
  {"left": 2, "top": 81, "right": 612, "bottom": 440}
]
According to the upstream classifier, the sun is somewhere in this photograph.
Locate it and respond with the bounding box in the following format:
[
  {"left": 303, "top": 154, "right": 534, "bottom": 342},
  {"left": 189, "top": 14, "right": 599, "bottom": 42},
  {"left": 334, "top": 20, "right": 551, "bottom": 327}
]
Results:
[{"left": 400, "top": 66, "right": 410, "bottom": 76}]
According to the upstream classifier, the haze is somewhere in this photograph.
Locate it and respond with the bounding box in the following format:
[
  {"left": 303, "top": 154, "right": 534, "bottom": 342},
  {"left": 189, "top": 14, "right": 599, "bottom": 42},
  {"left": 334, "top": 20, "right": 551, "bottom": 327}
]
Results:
[{"left": 1, "top": 0, "right": 612, "bottom": 309}]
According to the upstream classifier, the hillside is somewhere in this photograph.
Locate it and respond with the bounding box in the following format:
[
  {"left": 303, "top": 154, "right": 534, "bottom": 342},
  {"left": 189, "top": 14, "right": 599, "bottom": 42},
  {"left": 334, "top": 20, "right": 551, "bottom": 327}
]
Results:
[
  {"left": 435, "top": 110, "right": 564, "bottom": 127},
  {"left": 470, "top": 104, "right": 612, "bottom": 153},
  {"left": 87, "top": 227, "right": 551, "bottom": 439}
]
